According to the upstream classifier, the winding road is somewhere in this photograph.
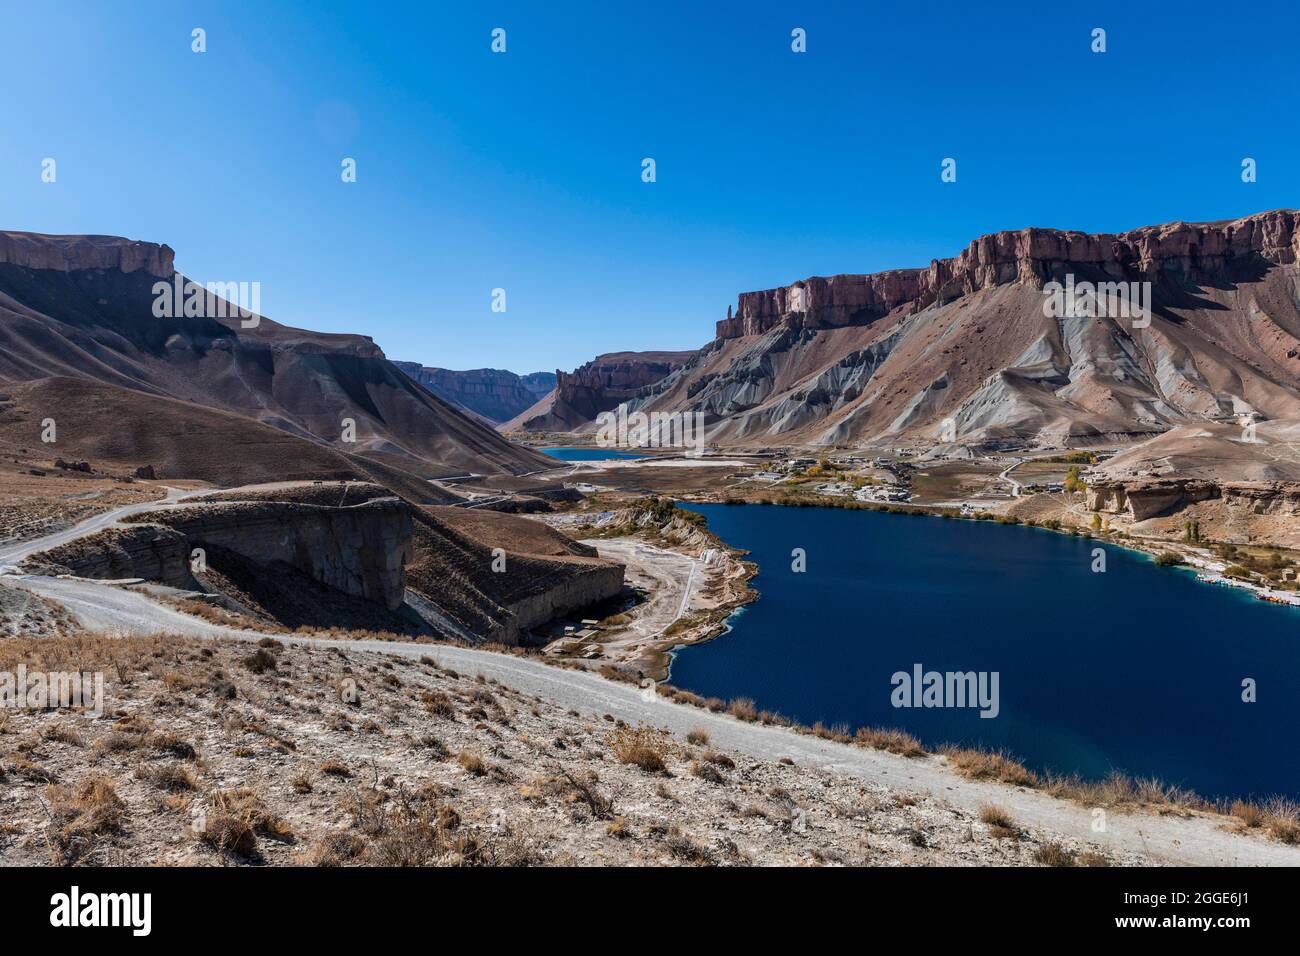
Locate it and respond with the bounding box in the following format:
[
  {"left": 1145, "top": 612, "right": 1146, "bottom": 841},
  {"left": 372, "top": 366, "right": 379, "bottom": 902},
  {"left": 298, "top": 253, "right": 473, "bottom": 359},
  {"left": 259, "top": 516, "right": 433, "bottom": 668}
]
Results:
[{"left": 998, "top": 459, "right": 1024, "bottom": 498}]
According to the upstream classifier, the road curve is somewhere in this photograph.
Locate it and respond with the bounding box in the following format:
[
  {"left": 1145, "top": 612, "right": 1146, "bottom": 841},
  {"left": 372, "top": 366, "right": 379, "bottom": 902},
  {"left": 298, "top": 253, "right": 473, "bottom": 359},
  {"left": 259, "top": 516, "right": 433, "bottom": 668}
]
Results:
[{"left": 0, "top": 486, "right": 203, "bottom": 568}]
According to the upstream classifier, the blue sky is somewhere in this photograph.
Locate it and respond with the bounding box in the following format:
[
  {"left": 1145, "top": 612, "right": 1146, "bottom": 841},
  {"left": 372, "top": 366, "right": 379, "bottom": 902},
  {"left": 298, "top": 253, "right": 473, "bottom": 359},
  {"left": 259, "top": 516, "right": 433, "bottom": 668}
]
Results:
[{"left": 2, "top": 1, "right": 1296, "bottom": 374}]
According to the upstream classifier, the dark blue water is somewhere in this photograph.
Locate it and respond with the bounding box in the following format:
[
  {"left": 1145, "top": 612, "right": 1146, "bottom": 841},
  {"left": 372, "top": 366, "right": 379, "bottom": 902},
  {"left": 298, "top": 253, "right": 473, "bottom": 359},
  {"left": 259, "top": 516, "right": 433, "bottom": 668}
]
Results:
[
  {"left": 541, "top": 447, "right": 645, "bottom": 461},
  {"left": 671, "top": 504, "right": 1300, "bottom": 801}
]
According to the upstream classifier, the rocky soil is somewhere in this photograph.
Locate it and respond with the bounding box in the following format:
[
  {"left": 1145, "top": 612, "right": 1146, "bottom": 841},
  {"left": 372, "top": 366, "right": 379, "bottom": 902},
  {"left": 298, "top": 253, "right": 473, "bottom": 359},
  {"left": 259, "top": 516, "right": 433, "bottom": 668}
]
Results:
[{"left": 0, "top": 633, "right": 1136, "bottom": 866}]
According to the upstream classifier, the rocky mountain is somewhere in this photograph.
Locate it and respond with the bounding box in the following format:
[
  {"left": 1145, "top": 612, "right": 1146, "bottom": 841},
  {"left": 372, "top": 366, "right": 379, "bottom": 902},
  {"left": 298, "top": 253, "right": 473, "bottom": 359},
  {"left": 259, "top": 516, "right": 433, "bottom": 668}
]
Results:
[
  {"left": 500, "top": 351, "right": 696, "bottom": 432},
  {"left": 614, "top": 210, "right": 1300, "bottom": 450},
  {"left": 0, "top": 231, "right": 551, "bottom": 478},
  {"left": 393, "top": 363, "right": 556, "bottom": 424}
]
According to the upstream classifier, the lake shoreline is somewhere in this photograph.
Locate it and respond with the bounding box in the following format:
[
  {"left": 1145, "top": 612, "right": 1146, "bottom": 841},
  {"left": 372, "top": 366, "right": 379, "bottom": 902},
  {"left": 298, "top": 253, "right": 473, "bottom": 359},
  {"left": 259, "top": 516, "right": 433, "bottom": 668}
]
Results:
[{"left": 658, "top": 498, "right": 1300, "bottom": 804}]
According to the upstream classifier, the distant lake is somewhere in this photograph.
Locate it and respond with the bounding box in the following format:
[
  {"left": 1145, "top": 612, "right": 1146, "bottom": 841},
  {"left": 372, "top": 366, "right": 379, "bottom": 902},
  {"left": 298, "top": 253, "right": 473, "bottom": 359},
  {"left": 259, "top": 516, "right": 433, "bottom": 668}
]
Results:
[
  {"left": 541, "top": 447, "right": 645, "bottom": 461},
  {"left": 671, "top": 503, "right": 1300, "bottom": 802}
]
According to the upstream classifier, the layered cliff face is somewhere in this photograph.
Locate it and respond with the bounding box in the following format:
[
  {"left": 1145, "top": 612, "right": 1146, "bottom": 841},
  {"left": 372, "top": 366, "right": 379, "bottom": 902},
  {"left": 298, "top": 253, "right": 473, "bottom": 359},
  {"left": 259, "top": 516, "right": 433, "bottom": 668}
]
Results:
[
  {"left": 629, "top": 210, "right": 1300, "bottom": 449},
  {"left": 152, "top": 482, "right": 627, "bottom": 643},
  {"left": 0, "top": 230, "right": 551, "bottom": 478},
  {"left": 1083, "top": 419, "right": 1300, "bottom": 536},
  {"left": 0, "top": 231, "right": 175, "bottom": 276},
  {"left": 394, "top": 362, "right": 556, "bottom": 424},
  {"left": 1086, "top": 479, "right": 1300, "bottom": 523},
  {"left": 500, "top": 351, "right": 696, "bottom": 432},
  {"left": 406, "top": 506, "right": 625, "bottom": 646},
  {"left": 30, "top": 497, "right": 414, "bottom": 610},
  {"left": 717, "top": 210, "right": 1300, "bottom": 340}
]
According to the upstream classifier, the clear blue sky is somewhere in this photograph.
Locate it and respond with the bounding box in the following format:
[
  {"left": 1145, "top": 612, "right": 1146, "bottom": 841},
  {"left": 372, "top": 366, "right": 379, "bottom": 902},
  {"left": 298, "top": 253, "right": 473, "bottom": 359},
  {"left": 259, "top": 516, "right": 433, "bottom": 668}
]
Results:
[{"left": 2, "top": 1, "right": 1296, "bottom": 374}]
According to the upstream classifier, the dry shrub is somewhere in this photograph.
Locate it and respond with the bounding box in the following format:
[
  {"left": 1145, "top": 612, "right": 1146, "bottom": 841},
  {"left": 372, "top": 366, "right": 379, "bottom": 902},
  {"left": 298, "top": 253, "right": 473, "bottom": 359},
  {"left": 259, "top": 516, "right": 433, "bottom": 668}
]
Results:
[
  {"left": 146, "top": 731, "right": 197, "bottom": 760},
  {"left": 977, "top": 803, "right": 1020, "bottom": 840},
  {"left": 854, "top": 726, "right": 926, "bottom": 757},
  {"left": 941, "top": 746, "right": 1037, "bottom": 787},
  {"left": 727, "top": 698, "right": 758, "bottom": 722},
  {"left": 607, "top": 725, "right": 668, "bottom": 773},
  {"left": 686, "top": 728, "right": 709, "bottom": 746},
  {"left": 701, "top": 749, "right": 734, "bottom": 769},
  {"left": 690, "top": 760, "right": 725, "bottom": 784},
  {"left": 664, "top": 829, "right": 716, "bottom": 866},
  {"left": 358, "top": 788, "right": 539, "bottom": 867},
  {"left": 45, "top": 775, "right": 126, "bottom": 864},
  {"left": 139, "top": 762, "right": 197, "bottom": 792},
  {"left": 420, "top": 690, "right": 456, "bottom": 719},
  {"left": 241, "top": 649, "right": 277, "bottom": 674},
  {"left": 198, "top": 788, "right": 293, "bottom": 859},
  {"left": 1033, "top": 841, "right": 1077, "bottom": 866},
  {"left": 457, "top": 749, "right": 489, "bottom": 776},
  {"left": 295, "top": 830, "right": 366, "bottom": 866},
  {"left": 558, "top": 768, "right": 614, "bottom": 819},
  {"left": 41, "top": 723, "right": 85, "bottom": 747}
]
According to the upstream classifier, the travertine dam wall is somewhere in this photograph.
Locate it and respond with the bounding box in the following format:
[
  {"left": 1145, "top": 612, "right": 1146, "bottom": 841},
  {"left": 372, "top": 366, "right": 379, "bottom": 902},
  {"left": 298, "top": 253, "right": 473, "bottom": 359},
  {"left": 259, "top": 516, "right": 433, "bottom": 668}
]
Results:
[{"left": 34, "top": 498, "right": 413, "bottom": 610}]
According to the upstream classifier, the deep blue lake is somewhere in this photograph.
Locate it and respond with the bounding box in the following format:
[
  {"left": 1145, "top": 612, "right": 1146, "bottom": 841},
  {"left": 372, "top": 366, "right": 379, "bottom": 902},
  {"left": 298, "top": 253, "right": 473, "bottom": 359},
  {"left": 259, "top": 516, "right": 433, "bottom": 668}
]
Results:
[
  {"left": 671, "top": 503, "right": 1300, "bottom": 801},
  {"left": 542, "top": 447, "right": 645, "bottom": 461}
]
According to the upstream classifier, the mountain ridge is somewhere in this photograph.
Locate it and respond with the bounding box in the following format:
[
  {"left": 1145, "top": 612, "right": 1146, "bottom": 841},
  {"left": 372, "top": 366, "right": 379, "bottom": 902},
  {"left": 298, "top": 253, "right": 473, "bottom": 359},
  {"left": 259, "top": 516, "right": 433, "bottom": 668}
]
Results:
[
  {"left": 614, "top": 209, "right": 1300, "bottom": 450},
  {"left": 0, "top": 230, "right": 551, "bottom": 478}
]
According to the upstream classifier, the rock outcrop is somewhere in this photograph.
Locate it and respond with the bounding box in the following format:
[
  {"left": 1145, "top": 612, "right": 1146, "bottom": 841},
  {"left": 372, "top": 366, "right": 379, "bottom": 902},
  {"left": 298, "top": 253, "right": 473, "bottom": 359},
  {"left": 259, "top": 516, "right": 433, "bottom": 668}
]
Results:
[
  {"left": 30, "top": 524, "right": 194, "bottom": 586},
  {"left": 33, "top": 498, "right": 414, "bottom": 610},
  {"left": 718, "top": 209, "right": 1300, "bottom": 340},
  {"left": 138, "top": 498, "right": 414, "bottom": 609},
  {"left": 501, "top": 351, "right": 696, "bottom": 432},
  {"left": 1087, "top": 478, "right": 1300, "bottom": 522},
  {"left": 394, "top": 363, "right": 557, "bottom": 424},
  {"left": 407, "top": 507, "right": 625, "bottom": 646},
  {"left": 0, "top": 231, "right": 174, "bottom": 277}
]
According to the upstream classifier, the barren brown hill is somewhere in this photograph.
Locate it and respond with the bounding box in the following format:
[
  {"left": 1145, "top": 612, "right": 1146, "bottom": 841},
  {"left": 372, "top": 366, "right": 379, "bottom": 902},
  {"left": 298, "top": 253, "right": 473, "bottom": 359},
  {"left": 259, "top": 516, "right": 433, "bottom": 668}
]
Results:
[
  {"left": 1097, "top": 420, "right": 1300, "bottom": 483},
  {"left": 0, "top": 231, "right": 551, "bottom": 477},
  {"left": 0, "top": 377, "right": 461, "bottom": 503},
  {"left": 611, "top": 210, "right": 1300, "bottom": 451}
]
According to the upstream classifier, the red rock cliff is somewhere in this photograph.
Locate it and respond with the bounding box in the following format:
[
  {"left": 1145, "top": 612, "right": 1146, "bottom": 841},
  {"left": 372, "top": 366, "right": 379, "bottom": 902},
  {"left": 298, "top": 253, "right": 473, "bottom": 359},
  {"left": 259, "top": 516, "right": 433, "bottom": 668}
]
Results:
[
  {"left": 0, "top": 231, "right": 175, "bottom": 277},
  {"left": 717, "top": 209, "right": 1300, "bottom": 339}
]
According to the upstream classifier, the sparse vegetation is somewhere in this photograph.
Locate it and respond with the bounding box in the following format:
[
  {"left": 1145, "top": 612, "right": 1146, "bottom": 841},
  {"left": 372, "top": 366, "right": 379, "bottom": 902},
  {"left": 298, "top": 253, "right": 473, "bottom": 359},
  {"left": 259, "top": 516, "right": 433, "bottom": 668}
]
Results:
[{"left": 607, "top": 724, "right": 668, "bottom": 773}]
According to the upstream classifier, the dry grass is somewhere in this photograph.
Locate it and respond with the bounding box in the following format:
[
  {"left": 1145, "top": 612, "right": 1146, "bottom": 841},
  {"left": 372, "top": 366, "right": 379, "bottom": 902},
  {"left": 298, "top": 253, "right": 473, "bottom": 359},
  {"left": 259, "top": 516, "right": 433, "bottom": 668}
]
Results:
[
  {"left": 854, "top": 726, "right": 926, "bottom": 757},
  {"left": 727, "top": 698, "right": 758, "bottom": 722},
  {"left": 198, "top": 788, "right": 293, "bottom": 859},
  {"left": 689, "top": 759, "right": 725, "bottom": 784},
  {"left": 977, "top": 803, "right": 1020, "bottom": 840},
  {"left": 942, "top": 746, "right": 1038, "bottom": 788},
  {"left": 2, "top": 630, "right": 1292, "bottom": 867},
  {"left": 44, "top": 775, "right": 126, "bottom": 864},
  {"left": 138, "top": 762, "right": 198, "bottom": 792},
  {"left": 1231, "top": 797, "right": 1300, "bottom": 844},
  {"left": 1033, "top": 841, "right": 1077, "bottom": 866},
  {"left": 456, "top": 749, "right": 489, "bottom": 776},
  {"left": 607, "top": 724, "right": 669, "bottom": 773},
  {"left": 421, "top": 690, "right": 456, "bottom": 719}
]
